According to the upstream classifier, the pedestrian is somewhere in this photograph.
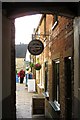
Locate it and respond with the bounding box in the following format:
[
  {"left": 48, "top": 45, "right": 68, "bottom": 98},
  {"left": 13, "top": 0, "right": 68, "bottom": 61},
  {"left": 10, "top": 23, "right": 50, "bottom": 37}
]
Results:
[
  {"left": 28, "top": 71, "right": 33, "bottom": 79},
  {"left": 18, "top": 69, "right": 25, "bottom": 83}
]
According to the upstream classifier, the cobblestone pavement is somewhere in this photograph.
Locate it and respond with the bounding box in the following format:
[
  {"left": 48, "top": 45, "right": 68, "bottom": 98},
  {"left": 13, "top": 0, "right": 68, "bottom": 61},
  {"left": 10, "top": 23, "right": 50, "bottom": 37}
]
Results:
[{"left": 16, "top": 83, "right": 36, "bottom": 118}]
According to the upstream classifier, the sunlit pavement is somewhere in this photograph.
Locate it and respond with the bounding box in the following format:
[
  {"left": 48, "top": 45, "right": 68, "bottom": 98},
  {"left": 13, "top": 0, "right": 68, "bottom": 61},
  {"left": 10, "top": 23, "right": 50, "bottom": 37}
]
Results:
[{"left": 16, "top": 83, "right": 36, "bottom": 118}]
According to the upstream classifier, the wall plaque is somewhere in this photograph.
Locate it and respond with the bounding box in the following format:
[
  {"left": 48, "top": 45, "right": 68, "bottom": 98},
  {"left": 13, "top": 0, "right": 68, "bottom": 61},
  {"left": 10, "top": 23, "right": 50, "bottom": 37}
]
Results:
[{"left": 28, "top": 39, "right": 44, "bottom": 55}]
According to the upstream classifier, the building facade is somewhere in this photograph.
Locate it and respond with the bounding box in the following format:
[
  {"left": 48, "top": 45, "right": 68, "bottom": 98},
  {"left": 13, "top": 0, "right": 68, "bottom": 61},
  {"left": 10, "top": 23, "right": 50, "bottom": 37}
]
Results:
[
  {"left": 15, "top": 44, "right": 27, "bottom": 73},
  {"left": 34, "top": 14, "right": 74, "bottom": 119}
]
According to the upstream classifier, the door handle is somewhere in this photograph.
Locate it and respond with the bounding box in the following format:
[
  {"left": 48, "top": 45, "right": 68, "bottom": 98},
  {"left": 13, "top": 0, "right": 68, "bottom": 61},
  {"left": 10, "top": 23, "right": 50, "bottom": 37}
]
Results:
[{"left": 66, "top": 98, "right": 70, "bottom": 100}]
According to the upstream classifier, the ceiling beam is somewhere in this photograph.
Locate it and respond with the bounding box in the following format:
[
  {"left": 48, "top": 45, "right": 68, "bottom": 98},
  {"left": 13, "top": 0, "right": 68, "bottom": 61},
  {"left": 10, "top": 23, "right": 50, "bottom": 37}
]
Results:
[{"left": 2, "top": 2, "right": 79, "bottom": 18}]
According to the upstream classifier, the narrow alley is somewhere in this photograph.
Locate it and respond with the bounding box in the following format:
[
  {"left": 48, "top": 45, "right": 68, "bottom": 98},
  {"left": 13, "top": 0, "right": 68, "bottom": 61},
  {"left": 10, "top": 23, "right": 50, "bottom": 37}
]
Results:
[
  {"left": 16, "top": 83, "right": 36, "bottom": 118},
  {"left": 2, "top": 2, "right": 80, "bottom": 120},
  {"left": 16, "top": 83, "right": 45, "bottom": 119}
]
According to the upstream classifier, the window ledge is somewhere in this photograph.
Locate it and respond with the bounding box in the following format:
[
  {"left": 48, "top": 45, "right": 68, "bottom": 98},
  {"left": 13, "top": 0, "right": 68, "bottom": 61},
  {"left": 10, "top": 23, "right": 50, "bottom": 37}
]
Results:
[
  {"left": 49, "top": 101, "right": 60, "bottom": 112},
  {"left": 42, "top": 92, "right": 49, "bottom": 100},
  {"left": 37, "top": 84, "right": 44, "bottom": 89}
]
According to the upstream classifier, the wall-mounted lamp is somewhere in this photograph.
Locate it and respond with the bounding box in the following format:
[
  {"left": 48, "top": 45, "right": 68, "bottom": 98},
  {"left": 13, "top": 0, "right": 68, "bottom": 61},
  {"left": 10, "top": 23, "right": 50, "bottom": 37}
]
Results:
[
  {"left": 51, "top": 21, "right": 58, "bottom": 30},
  {"left": 51, "top": 14, "right": 58, "bottom": 30}
]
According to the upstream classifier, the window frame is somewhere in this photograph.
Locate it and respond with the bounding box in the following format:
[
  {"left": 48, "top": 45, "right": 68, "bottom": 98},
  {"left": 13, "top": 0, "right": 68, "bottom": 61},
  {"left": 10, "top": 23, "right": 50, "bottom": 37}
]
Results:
[{"left": 52, "top": 59, "right": 60, "bottom": 106}]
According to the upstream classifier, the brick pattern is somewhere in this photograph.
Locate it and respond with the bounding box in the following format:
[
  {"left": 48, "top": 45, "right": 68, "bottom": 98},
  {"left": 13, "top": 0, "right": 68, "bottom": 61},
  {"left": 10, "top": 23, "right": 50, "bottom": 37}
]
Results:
[
  {"left": 46, "top": 14, "right": 53, "bottom": 34},
  {"left": 51, "top": 16, "right": 73, "bottom": 118}
]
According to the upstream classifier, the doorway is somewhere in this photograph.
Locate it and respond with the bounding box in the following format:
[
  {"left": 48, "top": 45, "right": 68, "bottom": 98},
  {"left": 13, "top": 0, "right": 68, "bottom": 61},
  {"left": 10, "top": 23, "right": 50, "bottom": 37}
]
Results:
[{"left": 64, "top": 56, "right": 72, "bottom": 119}]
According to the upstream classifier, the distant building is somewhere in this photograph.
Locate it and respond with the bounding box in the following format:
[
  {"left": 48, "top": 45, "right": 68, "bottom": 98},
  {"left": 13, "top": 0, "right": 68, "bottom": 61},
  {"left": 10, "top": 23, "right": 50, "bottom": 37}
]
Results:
[{"left": 15, "top": 44, "right": 27, "bottom": 72}]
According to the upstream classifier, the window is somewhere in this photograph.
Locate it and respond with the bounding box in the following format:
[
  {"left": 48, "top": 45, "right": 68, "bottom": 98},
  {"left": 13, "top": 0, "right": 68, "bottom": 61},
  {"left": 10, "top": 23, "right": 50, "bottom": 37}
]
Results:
[
  {"left": 52, "top": 59, "right": 60, "bottom": 104},
  {"left": 49, "top": 59, "right": 60, "bottom": 111}
]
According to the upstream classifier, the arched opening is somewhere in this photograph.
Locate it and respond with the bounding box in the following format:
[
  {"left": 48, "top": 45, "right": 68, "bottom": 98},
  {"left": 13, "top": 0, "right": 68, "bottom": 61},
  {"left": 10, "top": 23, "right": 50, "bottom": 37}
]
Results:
[
  {"left": 2, "top": 2, "right": 80, "bottom": 120},
  {"left": 15, "top": 14, "right": 43, "bottom": 118}
]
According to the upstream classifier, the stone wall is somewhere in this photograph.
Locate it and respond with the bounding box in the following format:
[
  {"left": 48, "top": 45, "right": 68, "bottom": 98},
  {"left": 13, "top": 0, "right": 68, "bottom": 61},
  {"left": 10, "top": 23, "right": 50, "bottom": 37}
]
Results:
[{"left": 2, "top": 14, "right": 16, "bottom": 119}]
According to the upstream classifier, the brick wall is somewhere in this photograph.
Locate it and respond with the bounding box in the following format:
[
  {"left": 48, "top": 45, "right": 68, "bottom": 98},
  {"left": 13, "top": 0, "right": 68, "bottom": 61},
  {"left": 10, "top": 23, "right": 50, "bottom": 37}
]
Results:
[
  {"left": 37, "top": 15, "right": 74, "bottom": 119},
  {"left": 48, "top": 16, "right": 73, "bottom": 118}
]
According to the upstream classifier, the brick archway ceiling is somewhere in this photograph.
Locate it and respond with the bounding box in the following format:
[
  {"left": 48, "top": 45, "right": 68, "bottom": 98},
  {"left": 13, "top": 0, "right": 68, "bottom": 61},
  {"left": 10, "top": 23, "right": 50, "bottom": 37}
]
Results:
[{"left": 2, "top": 2, "right": 79, "bottom": 18}]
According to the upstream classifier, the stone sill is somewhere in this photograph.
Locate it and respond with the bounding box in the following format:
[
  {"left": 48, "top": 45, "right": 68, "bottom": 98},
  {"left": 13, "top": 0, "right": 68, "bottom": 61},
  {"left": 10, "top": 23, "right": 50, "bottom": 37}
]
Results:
[
  {"left": 49, "top": 100, "right": 60, "bottom": 112},
  {"left": 42, "top": 92, "right": 49, "bottom": 100}
]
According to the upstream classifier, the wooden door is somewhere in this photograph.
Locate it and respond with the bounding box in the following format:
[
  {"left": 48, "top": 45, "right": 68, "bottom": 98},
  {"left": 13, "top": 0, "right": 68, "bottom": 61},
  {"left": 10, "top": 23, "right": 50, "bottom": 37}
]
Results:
[{"left": 64, "top": 57, "right": 72, "bottom": 119}]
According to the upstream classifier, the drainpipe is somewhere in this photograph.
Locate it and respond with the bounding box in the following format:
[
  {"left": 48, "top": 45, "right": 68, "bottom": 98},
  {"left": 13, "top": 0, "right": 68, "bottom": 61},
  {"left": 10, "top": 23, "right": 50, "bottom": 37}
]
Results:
[{"left": 44, "top": 14, "right": 46, "bottom": 41}]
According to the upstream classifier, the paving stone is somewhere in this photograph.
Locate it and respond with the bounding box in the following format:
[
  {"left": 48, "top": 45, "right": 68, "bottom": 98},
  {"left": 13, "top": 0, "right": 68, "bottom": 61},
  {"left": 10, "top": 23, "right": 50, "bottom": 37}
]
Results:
[{"left": 16, "top": 83, "right": 36, "bottom": 118}]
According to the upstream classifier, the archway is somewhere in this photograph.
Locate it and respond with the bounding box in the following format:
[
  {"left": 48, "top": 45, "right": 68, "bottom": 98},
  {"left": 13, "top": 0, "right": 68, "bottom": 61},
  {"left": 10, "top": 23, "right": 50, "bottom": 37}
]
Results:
[{"left": 2, "top": 2, "right": 79, "bottom": 119}]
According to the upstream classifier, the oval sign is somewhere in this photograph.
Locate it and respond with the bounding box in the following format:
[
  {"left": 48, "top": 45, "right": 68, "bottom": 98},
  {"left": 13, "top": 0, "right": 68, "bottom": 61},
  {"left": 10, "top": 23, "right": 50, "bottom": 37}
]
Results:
[{"left": 28, "top": 39, "right": 44, "bottom": 55}]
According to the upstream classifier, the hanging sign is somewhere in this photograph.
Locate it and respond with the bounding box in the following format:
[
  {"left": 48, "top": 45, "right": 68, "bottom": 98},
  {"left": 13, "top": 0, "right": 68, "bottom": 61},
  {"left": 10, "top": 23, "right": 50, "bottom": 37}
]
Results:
[{"left": 28, "top": 39, "right": 44, "bottom": 55}]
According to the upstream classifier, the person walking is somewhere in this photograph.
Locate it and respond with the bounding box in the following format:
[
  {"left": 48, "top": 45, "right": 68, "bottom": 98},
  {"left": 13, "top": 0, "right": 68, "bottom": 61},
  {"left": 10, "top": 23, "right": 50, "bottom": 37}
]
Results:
[{"left": 18, "top": 69, "right": 25, "bottom": 83}]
